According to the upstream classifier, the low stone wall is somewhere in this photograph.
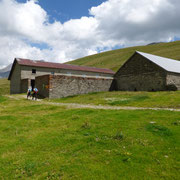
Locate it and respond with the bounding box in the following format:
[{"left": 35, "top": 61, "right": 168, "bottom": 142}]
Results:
[
  {"left": 35, "top": 75, "right": 50, "bottom": 98},
  {"left": 49, "top": 75, "right": 113, "bottom": 99},
  {"left": 36, "top": 75, "right": 113, "bottom": 99}
]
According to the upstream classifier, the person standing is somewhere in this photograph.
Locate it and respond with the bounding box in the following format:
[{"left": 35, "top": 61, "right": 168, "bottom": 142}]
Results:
[
  {"left": 32, "top": 87, "right": 38, "bottom": 100},
  {"left": 27, "top": 87, "right": 32, "bottom": 99}
]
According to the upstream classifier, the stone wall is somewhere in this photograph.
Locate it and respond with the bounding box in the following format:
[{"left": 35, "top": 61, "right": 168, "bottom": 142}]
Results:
[
  {"left": 115, "top": 72, "right": 166, "bottom": 91},
  {"left": 115, "top": 53, "right": 165, "bottom": 76},
  {"left": 36, "top": 75, "right": 113, "bottom": 99},
  {"left": 115, "top": 53, "right": 167, "bottom": 91},
  {"left": 166, "top": 72, "right": 180, "bottom": 90},
  {"left": 10, "top": 63, "right": 21, "bottom": 94},
  {"left": 21, "top": 79, "right": 30, "bottom": 93},
  {"left": 35, "top": 75, "right": 50, "bottom": 98},
  {"left": 49, "top": 75, "right": 113, "bottom": 99},
  {"left": 10, "top": 61, "right": 113, "bottom": 95}
]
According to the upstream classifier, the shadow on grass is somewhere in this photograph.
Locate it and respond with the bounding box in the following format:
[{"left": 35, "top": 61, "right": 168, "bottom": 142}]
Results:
[{"left": 146, "top": 124, "right": 173, "bottom": 137}]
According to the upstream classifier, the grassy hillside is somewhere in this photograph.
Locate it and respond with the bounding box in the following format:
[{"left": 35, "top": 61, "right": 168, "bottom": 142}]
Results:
[
  {"left": 0, "top": 97, "right": 179, "bottom": 179},
  {"left": 0, "top": 78, "right": 9, "bottom": 96},
  {"left": 68, "top": 41, "right": 180, "bottom": 71}
]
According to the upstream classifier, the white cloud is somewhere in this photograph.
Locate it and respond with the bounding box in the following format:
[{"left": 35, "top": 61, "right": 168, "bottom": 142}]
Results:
[
  {"left": 90, "top": 0, "right": 180, "bottom": 44},
  {"left": 0, "top": 0, "right": 180, "bottom": 68}
]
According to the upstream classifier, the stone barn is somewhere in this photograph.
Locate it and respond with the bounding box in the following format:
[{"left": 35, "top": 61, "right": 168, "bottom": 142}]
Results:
[
  {"left": 8, "top": 58, "right": 114, "bottom": 97},
  {"left": 114, "top": 51, "right": 180, "bottom": 91}
]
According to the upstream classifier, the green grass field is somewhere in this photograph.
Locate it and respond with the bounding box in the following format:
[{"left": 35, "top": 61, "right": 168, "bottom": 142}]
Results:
[
  {"left": 0, "top": 96, "right": 179, "bottom": 179},
  {"left": 1, "top": 40, "right": 180, "bottom": 179},
  {"left": 68, "top": 41, "right": 180, "bottom": 71},
  {"left": 0, "top": 78, "right": 9, "bottom": 96},
  {"left": 51, "top": 91, "right": 180, "bottom": 109}
]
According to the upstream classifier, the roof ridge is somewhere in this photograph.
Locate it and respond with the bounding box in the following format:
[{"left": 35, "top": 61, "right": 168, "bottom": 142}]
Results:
[{"left": 15, "top": 58, "right": 115, "bottom": 75}]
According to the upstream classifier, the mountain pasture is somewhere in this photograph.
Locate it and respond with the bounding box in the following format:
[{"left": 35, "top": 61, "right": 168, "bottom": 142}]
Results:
[
  {"left": 0, "top": 95, "right": 179, "bottom": 179},
  {"left": 0, "top": 40, "right": 180, "bottom": 179}
]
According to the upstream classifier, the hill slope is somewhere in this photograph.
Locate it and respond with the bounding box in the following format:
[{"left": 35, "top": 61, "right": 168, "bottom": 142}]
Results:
[
  {"left": 0, "top": 64, "right": 12, "bottom": 78},
  {"left": 68, "top": 41, "right": 180, "bottom": 71}
]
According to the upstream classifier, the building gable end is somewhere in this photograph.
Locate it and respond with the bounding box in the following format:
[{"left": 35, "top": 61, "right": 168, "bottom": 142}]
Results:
[
  {"left": 115, "top": 52, "right": 165, "bottom": 77},
  {"left": 8, "top": 58, "right": 18, "bottom": 80}
]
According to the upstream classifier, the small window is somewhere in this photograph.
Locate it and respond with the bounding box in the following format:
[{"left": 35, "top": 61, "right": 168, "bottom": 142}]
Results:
[{"left": 32, "top": 69, "right": 36, "bottom": 74}]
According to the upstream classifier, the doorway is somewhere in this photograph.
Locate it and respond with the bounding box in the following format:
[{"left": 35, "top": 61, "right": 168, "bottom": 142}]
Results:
[{"left": 31, "top": 80, "right": 35, "bottom": 90}]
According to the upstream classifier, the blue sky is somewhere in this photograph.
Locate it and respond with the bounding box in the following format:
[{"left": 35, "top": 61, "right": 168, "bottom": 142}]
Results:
[{"left": 17, "top": 0, "right": 106, "bottom": 23}]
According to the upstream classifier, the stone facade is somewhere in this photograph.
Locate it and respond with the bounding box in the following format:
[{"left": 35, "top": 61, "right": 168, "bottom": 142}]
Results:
[
  {"left": 10, "top": 63, "right": 21, "bottom": 94},
  {"left": 166, "top": 72, "right": 180, "bottom": 90},
  {"left": 35, "top": 75, "right": 50, "bottom": 98},
  {"left": 21, "top": 79, "right": 30, "bottom": 93},
  {"left": 9, "top": 52, "right": 180, "bottom": 97},
  {"left": 114, "top": 53, "right": 179, "bottom": 91},
  {"left": 36, "top": 75, "right": 113, "bottom": 98},
  {"left": 9, "top": 59, "right": 114, "bottom": 94}
]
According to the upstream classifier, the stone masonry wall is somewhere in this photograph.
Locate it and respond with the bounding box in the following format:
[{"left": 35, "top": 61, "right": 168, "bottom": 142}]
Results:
[
  {"left": 10, "top": 63, "right": 21, "bottom": 94},
  {"left": 115, "top": 53, "right": 167, "bottom": 91},
  {"left": 35, "top": 75, "right": 50, "bottom": 98},
  {"left": 21, "top": 79, "right": 30, "bottom": 93},
  {"left": 115, "top": 53, "right": 165, "bottom": 76},
  {"left": 48, "top": 75, "right": 113, "bottom": 99},
  {"left": 115, "top": 72, "right": 166, "bottom": 91},
  {"left": 166, "top": 72, "right": 180, "bottom": 90}
]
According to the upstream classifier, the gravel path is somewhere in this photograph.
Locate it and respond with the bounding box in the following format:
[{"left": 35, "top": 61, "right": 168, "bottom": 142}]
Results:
[
  {"left": 44, "top": 102, "right": 180, "bottom": 111},
  {"left": 5, "top": 95, "right": 180, "bottom": 112}
]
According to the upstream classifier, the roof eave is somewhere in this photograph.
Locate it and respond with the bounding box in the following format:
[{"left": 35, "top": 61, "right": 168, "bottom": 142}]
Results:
[
  {"left": 19, "top": 63, "right": 115, "bottom": 75},
  {"left": 8, "top": 58, "right": 17, "bottom": 80}
]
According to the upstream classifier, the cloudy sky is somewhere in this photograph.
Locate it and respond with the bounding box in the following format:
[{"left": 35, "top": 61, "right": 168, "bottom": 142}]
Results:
[{"left": 0, "top": 0, "right": 180, "bottom": 68}]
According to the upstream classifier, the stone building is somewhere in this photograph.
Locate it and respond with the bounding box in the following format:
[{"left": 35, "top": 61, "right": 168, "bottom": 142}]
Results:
[
  {"left": 114, "top": 51, "right": 180, "bottom": 91},
  {"left": 8, "top": 51, "right": 180, "bottom": 98},
  {"left": 8, "top": 58, "right": 114, "bottom": 97}
]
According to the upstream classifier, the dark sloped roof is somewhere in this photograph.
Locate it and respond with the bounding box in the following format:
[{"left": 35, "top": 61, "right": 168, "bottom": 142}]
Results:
[{"left": 8, "top": 58, "right": 114, "bottom": 80}]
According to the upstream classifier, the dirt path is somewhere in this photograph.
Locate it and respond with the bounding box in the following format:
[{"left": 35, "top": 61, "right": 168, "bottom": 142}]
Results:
[{"left": 5, "top": 95, "right": 180, "bottom": 112}]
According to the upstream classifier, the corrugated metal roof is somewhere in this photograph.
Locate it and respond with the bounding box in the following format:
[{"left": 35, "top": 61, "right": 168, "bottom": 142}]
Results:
[
  {"left": 136, "top": 51, "right": 180, "bottom": 73},
  {"left": 16, "top": 58, "right": 115, "bottom": 74}
]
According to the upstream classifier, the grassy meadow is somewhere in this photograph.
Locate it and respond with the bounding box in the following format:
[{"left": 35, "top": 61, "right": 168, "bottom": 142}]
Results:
[
  {"left": 0, "top": 78, "right": 9, "bottom": 96},
  {"left": 68, "top": 41, "right": 180, "bottom": 71},
  {"left": 0, "top": 95, "right": 180, "bottom": 179},
  {"left": 1, "top": 39, "right": 180, "bottom": 179},
  {"left": 51, "top": 91, "right": 180, "bottom": 109}
]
